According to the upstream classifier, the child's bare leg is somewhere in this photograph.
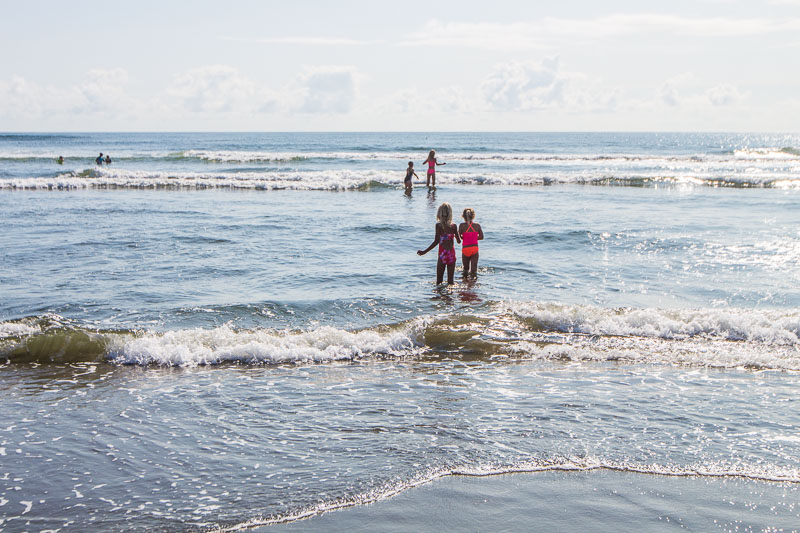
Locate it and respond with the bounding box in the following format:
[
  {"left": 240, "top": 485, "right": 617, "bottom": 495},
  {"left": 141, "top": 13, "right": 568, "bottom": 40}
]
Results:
[
  {"left": 462, "top": 254, "right": 471, "bottom": 277},
  {"left": 446, "top": 263, "right": 455, "bottom": 284},
  {"left": 436, "top": 260, "right": 445, "bottom": 284},
  {"left": 469, "top": 254, "right": 479, "bottom": 278}
]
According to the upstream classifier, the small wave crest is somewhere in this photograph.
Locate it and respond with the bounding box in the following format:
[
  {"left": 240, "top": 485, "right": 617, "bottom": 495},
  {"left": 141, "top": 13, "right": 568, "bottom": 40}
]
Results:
[
  {"left": 214, "top": 456, "right": 800, "bottom": 531},
  {"left": 105, "top": 322, "right": 423, "bottom": 366},
  {"left": 0, "top": 316, "right": 426, "bottom": 366},
  {"left": 505, "top": 301, "right": 800, "bottom": 345},
  {"left": 734, "top": 147, "right": 800, "bottom": 160},
  {"left": 0, "top": 168, "right": 394, "bottom": 191},
  {"left": 4, "top": 167, "right": 800, "bottom": 190}
]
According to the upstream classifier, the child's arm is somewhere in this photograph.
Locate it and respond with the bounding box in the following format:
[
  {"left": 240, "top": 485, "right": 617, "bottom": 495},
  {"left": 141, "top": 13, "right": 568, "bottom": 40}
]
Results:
[
  {"left": 417, "top": 225, "right": 441, "bottom": 255},
  {"left": 413, "top": 171, "right": 419, "bottom": 179},
  {"left": 477, "top": 224, "right": 484, "bottom": 240},
  {"left": 436, "top": 158, "right": 446, "bottom": 166},
  {"left": 454, "top": 224, "right": 461, "bottom": 244}
]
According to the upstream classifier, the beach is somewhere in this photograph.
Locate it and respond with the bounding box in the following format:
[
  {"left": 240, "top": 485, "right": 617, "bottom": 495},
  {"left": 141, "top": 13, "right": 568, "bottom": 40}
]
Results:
[{"left": 1, "top": 132, "right": 800, "bottom": 531}]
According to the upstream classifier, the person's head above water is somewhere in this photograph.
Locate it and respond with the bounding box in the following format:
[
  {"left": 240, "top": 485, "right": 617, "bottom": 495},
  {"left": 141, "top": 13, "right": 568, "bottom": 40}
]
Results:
[
  {"left": 408, "top": 161, "right": 414, "bottom": 167},
  {"left": 428, "top": 150, "right": 435, "bottom": 158},
  {"left": 462, "top": 208, "right": 475, "bottom": 222},
  {"left": 437, "top": 202, "right": 453, "bottom": 227}
]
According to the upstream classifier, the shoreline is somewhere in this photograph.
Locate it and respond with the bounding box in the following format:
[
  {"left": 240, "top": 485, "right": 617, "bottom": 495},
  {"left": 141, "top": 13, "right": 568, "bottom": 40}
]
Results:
[{"left": 237, "top": 469, "right": 800, "bottom": 532}]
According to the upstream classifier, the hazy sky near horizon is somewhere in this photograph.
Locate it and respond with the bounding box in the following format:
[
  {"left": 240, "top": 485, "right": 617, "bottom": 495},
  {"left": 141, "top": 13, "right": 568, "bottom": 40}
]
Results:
[{"left": 1, "top": 0, "right": 798, "bottom": 131}]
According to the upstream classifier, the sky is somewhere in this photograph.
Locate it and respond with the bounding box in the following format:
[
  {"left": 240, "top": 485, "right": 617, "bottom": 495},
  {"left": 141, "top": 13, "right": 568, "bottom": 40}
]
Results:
[{"left": 0, "top": 0, "right": 798, "bottom": 131}]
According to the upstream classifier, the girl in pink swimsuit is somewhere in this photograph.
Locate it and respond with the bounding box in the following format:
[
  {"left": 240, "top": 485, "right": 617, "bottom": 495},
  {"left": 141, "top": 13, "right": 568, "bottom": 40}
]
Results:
[
  {"left": 422, "top": 150, "right": 445, "bottom": 188},
  {"left": 417, "top": 202, "right": 461, "bottom": 285},
  {"left": 458, "top": 208, "right": 484, "bottom": 278}
]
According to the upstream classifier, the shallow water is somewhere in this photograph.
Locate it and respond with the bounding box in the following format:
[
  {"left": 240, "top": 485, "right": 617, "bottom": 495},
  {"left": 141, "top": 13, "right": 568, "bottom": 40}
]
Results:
[
  {"left": 1, "top": 133, "right": 800, "bottom": 530},
  {"left": 264, "top": 471, "right": 800, "bottom": 532}
]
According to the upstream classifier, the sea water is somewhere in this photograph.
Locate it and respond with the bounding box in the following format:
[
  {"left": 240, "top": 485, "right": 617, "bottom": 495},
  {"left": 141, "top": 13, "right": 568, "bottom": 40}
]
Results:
[{"left": 1, "top": 132, "right": 799, "bottom": 530}]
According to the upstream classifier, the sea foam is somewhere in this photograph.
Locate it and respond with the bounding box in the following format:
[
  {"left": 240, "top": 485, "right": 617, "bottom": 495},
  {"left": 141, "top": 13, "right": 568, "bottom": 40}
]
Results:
[
  {"left": 106, "top": 322, "right": 425, "bottom": 366},
  {"left": 504, "top": 301, "right": 800, "bottom": 344},
  {"left": 3, "top": 167, "right": 800, "bottom": 190}
]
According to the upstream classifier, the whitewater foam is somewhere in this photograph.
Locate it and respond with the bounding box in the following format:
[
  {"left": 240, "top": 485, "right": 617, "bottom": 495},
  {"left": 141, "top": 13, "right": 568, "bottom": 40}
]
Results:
[
  {"left": 106, "top": 322, "right": 425, "bottom": 366},
  {"left": 734, "top": 147, "right": 800, "bottom": 160},
  {"left": 505, "top": 301, "right": 800, "bottom": 344},
  {"left": 3, "top": 167, "right": 800, "bottom": 190},
  {"left": 5, "top": 303, "right": 800, "bottom": 370},
  {"left": 0, "top": 321, "right": 41, "bottom": 339}
]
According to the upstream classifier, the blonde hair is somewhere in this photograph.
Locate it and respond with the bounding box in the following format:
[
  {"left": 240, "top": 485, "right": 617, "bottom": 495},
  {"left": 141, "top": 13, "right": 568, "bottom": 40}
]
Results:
[
  {"left": 436, "top": 202, "right": 453, "bottom": 228},
  {"left": 462, "top": 208, "right": 475, "bottom": 222}
]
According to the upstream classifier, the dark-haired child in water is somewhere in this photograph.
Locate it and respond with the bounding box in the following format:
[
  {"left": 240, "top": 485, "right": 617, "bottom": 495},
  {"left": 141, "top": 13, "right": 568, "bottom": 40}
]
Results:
[
  {"left": 422, "top": 150, "right": 445, "bottom": 188},
  {"left": 404, "top": 161, "right": 418, "bottom": 192},
  {"left": 417, "top": 202, "right": 461, "bottom": 285},
  {"left": 459, "top": 207, "right": 484, "bottom": 278}
]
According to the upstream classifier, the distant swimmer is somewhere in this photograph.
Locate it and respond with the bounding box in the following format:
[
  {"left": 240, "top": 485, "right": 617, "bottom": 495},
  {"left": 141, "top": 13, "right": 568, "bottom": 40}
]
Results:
[
  {"left": 417, "top": 202, "right": 461, "bottom": 285},
  {"left": 422, "top": 149, "right": 445, "bottom": 188},
  {"left": 404, "top": 161, "right": 418, "bottom": 192},
  {"left": 56, "top": 156, "right": 64, "bottom": 165},
  {"left": 95, "top": 153, "right": 104, "bottom": 165},
  {"left": 104, "top": 154, "right": 112, "bottom": 165},
  {"left": 459, "top": 208, "right": 484, "bottom": 279}
]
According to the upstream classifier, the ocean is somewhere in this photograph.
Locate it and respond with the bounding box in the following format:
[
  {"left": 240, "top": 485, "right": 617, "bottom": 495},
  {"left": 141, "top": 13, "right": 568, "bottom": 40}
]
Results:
[{"left": 1, "top": 132, "right": 799, "bottom": 531}]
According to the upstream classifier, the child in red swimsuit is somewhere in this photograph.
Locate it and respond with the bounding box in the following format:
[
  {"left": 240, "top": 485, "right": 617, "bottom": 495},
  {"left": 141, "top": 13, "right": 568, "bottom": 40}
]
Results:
[
  {"left": 458, "top": 208, "right": 484, "bottom": 278},
  {"left": 417, "top": 202, "right": 461, "bottom": 285}
]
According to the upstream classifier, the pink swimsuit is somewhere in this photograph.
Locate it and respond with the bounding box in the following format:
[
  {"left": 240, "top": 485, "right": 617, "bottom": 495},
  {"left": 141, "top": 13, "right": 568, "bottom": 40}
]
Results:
[
  {"left": 462, "top": 223, "right": 479, "bottom": 257},
  {"left": 438, "top": 225, "right": 456, "bottom": 265},
  {"left": 427, "top": 159, "right": 436, "bottom": 175}
]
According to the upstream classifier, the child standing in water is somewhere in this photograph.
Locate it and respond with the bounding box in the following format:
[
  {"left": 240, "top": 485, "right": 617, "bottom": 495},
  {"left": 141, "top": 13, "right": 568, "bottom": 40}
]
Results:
[
  {"left": 404, "top": 161, "right": 418, "bottom": 192},
  {"left": 418, "top": 202, "right": 461, "bottom": 285},
  {"left": 422, "top": 150, "right": 445, "bottom": 188},
  {"left": 459, "top": 208, "right": 484, "bottom": 278}
]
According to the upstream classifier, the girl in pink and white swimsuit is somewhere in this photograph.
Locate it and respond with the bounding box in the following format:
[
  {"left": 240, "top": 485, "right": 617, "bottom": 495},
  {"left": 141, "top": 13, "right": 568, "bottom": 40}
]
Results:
[
  {"left": 417, "top": 202, "right": 461, "bottom": 285},
  {"left": 422, "top": 150, "right": 445, "bottom": 188}
]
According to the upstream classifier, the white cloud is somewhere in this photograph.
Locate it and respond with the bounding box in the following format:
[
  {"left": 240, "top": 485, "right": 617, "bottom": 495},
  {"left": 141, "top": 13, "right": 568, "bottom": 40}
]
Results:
[
  {"left": 75, "top": 68, "right": 133, "bottom": 113},
  {"left": 370, "top": 86, "right": 474, "bottom": 116},
  {"left": 164, "top": 65, "right": 360, "bottom": 115},
  {"left": 401, "top": 20, "right": 549, "bottom": 51},
  {"left": 221, "top": 36, "right": 372, "bottom": 46},
  {"left": 480, "top": 58, "right": 617, "bottom": 113},
  {"left": 646, "top": 75, "right": 749, "bottom": 111},
  {"left": 401, "top": 15, "right": 800, "bottom": 49},
  {"left": 656, "top": 73, "right": 695, "bottom": 107},
  {"left": 0, "top": 69, "right": 136, "bottom": 119},
  {"left": 165, "top": 65, "right": 277, "bottom": 114},
  {"left": 0, "top": 76, "right": 50, "bottom": 117},
  {"left": 0, "top": 64, "right": 362, "bottom": 124},
  {"left": 705, "top": 83, "right": 747, "bottom": 106},
  {"left": 290, "top": 66, "right": 358, "bottom": 114},
  {"left": 482, "top": 58, "right": 563, "bottom": 110}
]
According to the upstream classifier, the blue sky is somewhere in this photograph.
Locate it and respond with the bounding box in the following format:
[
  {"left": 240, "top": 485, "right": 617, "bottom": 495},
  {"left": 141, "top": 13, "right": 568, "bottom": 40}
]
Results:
[{"left": 1, "top": 0, "right": 798, "bottom": 131}]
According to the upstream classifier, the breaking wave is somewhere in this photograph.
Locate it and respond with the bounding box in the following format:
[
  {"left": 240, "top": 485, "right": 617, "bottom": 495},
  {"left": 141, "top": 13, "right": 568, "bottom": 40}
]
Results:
[
  {"left": 3, "top": 302, "right": 800, "bottom": 370},
  {"left": 3, "top": 147, "right": 799, "bottom": 165},
  {"left": 3, "top": 167, "right": 800, "bottom": 190}
]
